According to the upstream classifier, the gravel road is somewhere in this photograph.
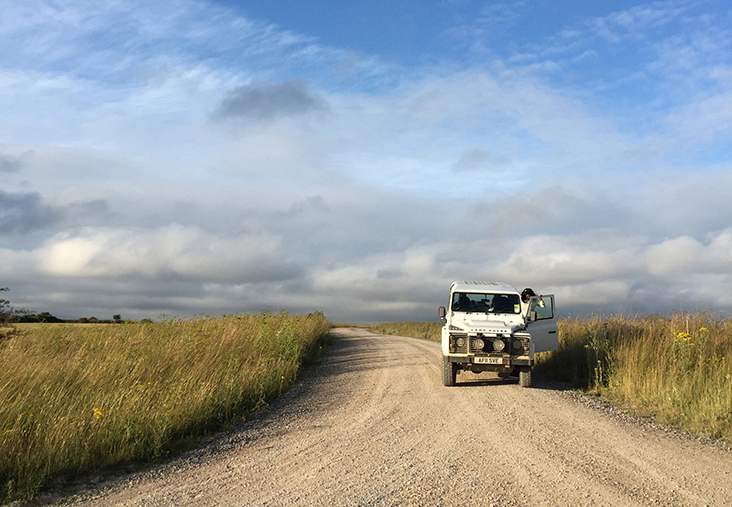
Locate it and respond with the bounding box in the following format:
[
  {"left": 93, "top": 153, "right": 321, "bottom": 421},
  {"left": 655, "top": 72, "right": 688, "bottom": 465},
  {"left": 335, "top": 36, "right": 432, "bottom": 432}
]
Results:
[{"left": 55, "top": 328, "right": 732, "bottom": 507}]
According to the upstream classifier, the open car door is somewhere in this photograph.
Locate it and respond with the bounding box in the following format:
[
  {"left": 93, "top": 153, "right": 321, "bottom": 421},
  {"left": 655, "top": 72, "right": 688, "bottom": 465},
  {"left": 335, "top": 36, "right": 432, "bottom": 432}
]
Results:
[{"left": 526, "top": 294, "right": 558, "bottom": 353}]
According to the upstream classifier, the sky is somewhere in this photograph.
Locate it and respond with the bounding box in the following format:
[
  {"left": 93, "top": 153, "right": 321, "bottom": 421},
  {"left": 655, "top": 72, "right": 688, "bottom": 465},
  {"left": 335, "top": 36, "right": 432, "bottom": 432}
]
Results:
[{"left": 1, "top": 0, "right": 731, "bottom": 323}]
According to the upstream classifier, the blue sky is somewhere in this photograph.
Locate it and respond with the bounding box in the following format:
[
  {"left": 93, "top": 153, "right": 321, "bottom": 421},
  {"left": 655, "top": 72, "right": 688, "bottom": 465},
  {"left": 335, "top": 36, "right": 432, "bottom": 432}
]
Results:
[{"left": 1, "top": 0, "right": 731, "bottom": 322}]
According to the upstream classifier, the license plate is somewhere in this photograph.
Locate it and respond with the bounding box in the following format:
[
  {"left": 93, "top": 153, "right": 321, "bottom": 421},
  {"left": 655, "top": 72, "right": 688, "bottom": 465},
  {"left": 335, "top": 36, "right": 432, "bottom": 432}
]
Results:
[{"left": 474, "top": 356, "right": 504, "bottom": 364}]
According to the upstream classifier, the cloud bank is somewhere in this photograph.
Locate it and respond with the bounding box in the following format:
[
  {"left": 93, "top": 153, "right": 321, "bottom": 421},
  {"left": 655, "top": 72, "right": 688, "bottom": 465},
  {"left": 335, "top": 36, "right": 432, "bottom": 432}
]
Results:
[{"left": 1, "top": 0, "right": 731, "bottom": 322}]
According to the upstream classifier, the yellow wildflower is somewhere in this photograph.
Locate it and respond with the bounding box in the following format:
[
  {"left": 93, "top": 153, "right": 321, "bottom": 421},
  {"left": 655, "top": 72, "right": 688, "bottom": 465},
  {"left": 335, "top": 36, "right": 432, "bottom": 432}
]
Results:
[
  {"left": 673, "top": 331, "right": 693, "bottom": 342},
  {"left": 700, "top": 327, "right": 708, "bottom": 332},
  {"left": 92, "top": 408, "right": 105, "bottom": 419}
]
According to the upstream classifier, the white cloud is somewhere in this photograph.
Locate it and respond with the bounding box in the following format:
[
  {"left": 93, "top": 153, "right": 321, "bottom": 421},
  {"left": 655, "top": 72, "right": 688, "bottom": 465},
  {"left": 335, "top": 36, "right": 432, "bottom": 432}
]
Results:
[
  {"left": 646, "top": 231, "right": 732, "bottom": 275},
  {"left": 36, "top": 225, "right": 293, "bottom": 283},
  {"left": 494, "top": 235, "right": 642, "bottom": 285},
  {"left": 0, "top": 247, "right": 37, "bottom": 276},
  {"left": 549, "top": 281, "right": 634, "bottom": 308},
  {"left": 1, "top": 0, "right": 731, "bottom": 322},
  {"left": 662, "top": 90, "right": 732, "bottom": 146},
  {"left": 589, "top": 2, "right": 685, "bottom": 43}
]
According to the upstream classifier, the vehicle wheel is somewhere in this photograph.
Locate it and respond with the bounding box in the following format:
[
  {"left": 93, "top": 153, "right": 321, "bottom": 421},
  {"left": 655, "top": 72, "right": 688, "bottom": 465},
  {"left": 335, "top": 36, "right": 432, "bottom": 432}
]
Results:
[
  {"left": 519, "top": 366, "right": 532, "bottom": 388},
  {"left": 442, "top": 356, "right": 457, "bottom": 386}
]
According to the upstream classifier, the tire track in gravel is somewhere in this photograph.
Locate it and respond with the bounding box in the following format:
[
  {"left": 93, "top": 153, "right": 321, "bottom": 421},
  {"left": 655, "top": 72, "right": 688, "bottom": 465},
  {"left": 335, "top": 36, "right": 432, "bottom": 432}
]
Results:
[{"left": 58, "top": 328, "right": 732, "bottom": 507}]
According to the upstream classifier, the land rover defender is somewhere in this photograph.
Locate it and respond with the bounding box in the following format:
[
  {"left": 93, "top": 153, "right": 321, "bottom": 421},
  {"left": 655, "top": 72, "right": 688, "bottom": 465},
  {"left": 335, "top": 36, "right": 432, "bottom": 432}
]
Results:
[{"left": 438, "top": 281, "right": 558, "bottom": 387}]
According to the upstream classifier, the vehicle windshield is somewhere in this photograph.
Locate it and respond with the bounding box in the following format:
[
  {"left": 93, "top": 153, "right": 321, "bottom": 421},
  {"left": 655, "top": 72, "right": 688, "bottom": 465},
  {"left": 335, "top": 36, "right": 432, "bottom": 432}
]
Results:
[{"left": 451, "top": 292, "right": 521, "bottom": 314}]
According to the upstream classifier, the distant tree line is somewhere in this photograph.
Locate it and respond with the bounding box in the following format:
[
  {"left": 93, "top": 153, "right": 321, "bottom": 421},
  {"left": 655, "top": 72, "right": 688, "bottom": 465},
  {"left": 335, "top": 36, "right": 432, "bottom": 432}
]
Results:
[
  {"left": 18, "top": 313, "right": 127, "bottom": 324},
  {"left": 0, "top": 287, "right": 25, "bottom": 325},
  {"left": 18, "top": 312, "right": 63, "bottom": 323},
  {"left": 2, "top": 287, "right": 148, "bottom": 325}
]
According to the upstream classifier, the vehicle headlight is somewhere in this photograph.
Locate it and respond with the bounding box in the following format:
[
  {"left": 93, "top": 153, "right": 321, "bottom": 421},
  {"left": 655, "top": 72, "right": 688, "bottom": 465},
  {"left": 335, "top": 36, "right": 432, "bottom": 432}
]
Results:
[
  {"left": 456, "top": 337, "right": 466, "bottom": 347},
  {"left": 472, "top": 338, "right": 484, "bottom": 351},
  {"left": 512, "top": 340, "right": 523, "bottom": 350},
  {"left": 492, "top": 339, "right": 505, "bottom": 352}
]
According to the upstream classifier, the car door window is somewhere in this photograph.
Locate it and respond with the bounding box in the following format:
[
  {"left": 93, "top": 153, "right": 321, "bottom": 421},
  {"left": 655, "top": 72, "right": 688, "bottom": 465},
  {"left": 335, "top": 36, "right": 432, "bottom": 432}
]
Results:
[{"left": 529, "top": 296, "right": 554, "bottom": 320}]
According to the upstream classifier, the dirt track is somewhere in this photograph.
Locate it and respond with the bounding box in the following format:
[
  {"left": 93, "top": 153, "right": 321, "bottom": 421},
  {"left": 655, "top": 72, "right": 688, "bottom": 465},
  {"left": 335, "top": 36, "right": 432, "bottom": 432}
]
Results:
[{"left": 57, "top": 328, "right": 732, "bottom": 507}]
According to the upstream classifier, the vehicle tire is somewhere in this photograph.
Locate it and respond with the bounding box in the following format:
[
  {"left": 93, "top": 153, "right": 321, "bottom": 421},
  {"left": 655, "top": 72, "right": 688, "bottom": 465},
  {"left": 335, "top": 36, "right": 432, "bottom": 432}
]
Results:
[
  {"left": 442, "top": 356, "right": 457, "bottom": 386},
  {"left": 519, "top": 366, "right": 532, "bottom": 388}
]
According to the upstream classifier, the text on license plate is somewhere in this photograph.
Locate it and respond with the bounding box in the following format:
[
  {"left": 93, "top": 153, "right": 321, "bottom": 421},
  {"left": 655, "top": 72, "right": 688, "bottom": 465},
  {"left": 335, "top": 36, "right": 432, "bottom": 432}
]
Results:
[{"left": 474, "top": 356, "right": 504, "bottom": 364}]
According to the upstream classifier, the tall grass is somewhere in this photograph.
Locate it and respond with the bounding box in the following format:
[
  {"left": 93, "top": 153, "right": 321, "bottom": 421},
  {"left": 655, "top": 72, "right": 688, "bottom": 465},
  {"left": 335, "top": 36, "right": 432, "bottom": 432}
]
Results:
[
  {"left": 0, "top": 312, "right": 331, "bottom": 503},
  {"left": 536, "top": 312, "right": 732, "bottom": 443},
  {"left": 370, "top": 321, "right": 442, "bottom": 341}
]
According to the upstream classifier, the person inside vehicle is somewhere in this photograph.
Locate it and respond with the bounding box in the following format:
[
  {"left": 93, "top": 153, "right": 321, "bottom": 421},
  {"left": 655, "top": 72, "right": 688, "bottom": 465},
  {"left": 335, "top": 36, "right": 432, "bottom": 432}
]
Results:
[
  {"left": 521, "top": 288, "right": 536, "bottom": 303},
  {"left": 521, "top": 287, "right": 546, "bottom": 312}
]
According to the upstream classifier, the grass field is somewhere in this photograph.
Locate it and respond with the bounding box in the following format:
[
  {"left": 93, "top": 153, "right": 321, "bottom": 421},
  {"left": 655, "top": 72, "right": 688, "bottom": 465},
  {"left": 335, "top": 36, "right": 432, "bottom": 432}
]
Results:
[
  {"left": 538, "top": 312, "right": 732, "bottom": 443},
  {"left": 370, "top": 321, "right": 441, "bottom": 341},
  {"left": 372, "top": 314, "right": 732, "bottom": 443},
  {"left": 4, "top": 312, "right": 730, "bottom": 502},
  {"left": 0, "top": 312, "right": 331, "bottom": 503}
]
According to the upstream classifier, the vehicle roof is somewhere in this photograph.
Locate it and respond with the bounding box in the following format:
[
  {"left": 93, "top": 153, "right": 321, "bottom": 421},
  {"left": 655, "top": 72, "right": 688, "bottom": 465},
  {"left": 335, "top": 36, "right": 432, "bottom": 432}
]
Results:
[{"left": 449, "top": 281, "right": 519, "bottom": 294}]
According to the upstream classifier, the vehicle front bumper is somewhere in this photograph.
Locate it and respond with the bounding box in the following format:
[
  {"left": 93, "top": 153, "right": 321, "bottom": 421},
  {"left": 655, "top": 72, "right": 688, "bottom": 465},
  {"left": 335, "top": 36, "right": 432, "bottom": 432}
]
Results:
[{"left": 444, "top": 355, "right": 533, "bottom": 366}]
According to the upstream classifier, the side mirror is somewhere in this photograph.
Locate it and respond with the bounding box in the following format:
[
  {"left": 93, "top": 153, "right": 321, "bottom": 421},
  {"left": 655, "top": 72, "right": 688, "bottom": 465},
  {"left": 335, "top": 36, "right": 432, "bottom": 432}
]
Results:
[{"left": 438, "top": 306, "right": 446, "bottom": 319}]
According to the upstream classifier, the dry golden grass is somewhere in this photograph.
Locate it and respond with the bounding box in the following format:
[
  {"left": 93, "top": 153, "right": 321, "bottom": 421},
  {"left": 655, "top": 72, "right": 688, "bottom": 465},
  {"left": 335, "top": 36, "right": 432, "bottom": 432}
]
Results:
[
  {"left": 370, "top": 321, "right": 442, "bottom": 341},
  {"left": 0, "top": 312, "right": 331, "bottom": 502},
  {"left": 536, "top": 312, "right": 732, "bottom": 443}
]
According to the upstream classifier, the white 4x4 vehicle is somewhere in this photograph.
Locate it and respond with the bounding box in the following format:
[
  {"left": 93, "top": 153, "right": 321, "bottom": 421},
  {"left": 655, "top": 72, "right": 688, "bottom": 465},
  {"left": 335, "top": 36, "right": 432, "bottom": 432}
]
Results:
[{"left": 438, "top": 281, "right": 558, "bottom": 388}]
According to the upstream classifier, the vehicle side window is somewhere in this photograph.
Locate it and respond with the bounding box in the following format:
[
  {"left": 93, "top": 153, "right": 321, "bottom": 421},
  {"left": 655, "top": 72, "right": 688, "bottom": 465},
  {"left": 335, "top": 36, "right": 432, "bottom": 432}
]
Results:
[{"left": 529, "top": 296, "right": 553, "bottom": 320}]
